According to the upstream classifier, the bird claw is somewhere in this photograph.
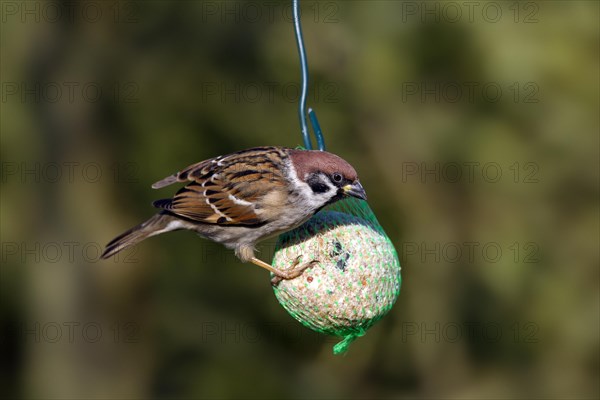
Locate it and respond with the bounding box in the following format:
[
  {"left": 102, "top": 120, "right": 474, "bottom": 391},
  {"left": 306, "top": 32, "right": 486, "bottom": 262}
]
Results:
[{"left": 271, "top": 256, "right": 319, "bottom": 286}]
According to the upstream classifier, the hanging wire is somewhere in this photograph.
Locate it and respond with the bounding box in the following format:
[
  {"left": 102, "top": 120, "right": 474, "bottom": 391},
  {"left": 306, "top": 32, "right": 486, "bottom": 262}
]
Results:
[{"left": 292, "top": 0, "right": 326, "bottom": 151}]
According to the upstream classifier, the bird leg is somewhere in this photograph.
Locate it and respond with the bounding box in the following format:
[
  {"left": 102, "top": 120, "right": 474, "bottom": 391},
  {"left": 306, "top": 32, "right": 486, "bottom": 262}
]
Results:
[{"left": 250, "top": 256, "right": 318, "bottom": 286}]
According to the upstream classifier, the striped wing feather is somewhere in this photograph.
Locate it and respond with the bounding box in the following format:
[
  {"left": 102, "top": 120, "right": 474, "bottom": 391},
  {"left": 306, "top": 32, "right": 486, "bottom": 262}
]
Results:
[{"left": 151, "top": 147, "right": 287, "bottom": 226}]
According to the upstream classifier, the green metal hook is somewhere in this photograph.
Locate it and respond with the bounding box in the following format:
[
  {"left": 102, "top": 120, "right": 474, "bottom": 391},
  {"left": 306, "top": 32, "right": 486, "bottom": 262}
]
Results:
[
  {"left": 292, "top": 0, "right": 326, "bottom": 151},
  {"left": 308, "top": 108, "right": 325, "bottom": 150}
]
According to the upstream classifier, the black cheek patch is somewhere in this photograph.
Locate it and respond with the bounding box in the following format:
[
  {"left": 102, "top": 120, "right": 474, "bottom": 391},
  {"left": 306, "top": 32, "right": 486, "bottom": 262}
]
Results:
[{"left": 307, "top": 178, "right": 329, "bottom": 194}]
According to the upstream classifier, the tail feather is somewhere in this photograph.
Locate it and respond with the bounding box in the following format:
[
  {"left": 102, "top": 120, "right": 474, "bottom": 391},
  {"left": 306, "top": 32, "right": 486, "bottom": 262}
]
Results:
[{"left": 101, "top": 213, "right": 181, "bottom": 259}]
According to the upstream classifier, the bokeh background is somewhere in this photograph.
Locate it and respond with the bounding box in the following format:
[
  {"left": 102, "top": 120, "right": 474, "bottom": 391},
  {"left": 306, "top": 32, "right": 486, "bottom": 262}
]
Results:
[{"left": 1, "top": 1, "right": 598, "bottom": 398}]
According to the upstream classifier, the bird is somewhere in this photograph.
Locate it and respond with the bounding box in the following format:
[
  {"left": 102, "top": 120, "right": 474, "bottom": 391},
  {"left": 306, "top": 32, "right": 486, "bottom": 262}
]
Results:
[{"left": 100, "top": 146, "right": 367, "bottom": 282}]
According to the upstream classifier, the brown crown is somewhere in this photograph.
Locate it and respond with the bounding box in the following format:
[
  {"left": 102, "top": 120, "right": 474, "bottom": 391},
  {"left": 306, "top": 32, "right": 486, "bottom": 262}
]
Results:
[{"left": 288, "top": 149, "right": 359, "bottom": 182}]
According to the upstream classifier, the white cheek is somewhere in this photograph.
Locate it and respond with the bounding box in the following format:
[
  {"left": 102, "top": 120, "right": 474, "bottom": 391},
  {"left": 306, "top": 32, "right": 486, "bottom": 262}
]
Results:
[
  {"left": 305, "top": 179, "right": 336, "bottom": 205},
  {"left": 286, "top": 163, "right": 336, "bottom": 210}
]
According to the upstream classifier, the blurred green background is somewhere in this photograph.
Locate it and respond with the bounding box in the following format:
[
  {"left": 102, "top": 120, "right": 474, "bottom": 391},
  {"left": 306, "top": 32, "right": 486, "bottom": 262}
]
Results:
[{"left": 1, "top": 1, "right": 598, "bottom": 398}]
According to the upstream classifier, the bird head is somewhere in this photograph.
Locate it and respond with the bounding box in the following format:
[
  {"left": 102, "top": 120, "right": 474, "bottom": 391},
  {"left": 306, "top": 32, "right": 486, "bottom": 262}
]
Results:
[{"left": 289, "top": 149, "right": 367, "bottom": 210}]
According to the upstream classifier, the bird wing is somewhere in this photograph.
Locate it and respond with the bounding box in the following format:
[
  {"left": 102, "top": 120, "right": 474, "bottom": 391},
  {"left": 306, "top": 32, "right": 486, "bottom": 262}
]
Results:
[{"left": 151, "top": 147, "right": 288, "bottom": 226}]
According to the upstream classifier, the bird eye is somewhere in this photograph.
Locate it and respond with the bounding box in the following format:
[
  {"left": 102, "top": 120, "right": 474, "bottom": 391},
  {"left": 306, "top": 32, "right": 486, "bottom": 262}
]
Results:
[{"left": 332, "top": 173, "right": 343, "bottom": 183}]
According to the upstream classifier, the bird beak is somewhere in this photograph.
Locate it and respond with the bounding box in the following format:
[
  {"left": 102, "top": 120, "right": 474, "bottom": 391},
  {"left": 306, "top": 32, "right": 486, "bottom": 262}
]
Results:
[{"left": 343, "top": 181, "right": 367, "bottom": 201}]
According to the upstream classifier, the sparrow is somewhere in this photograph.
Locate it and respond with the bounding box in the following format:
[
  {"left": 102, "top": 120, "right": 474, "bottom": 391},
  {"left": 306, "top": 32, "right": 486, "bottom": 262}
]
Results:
[{"left": 100, "top": 146, "right": 367, "bottom": 281}]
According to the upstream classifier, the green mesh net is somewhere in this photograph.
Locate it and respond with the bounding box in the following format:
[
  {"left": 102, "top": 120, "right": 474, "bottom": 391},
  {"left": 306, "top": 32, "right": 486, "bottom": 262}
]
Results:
[{"left": 271, "top": 198, "right": 401, "bottom": 354}]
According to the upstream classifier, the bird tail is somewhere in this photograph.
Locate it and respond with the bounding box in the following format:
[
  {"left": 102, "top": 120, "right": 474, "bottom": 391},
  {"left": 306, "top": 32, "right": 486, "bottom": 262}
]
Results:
[{"left": 101, "top": 213, "right": 181, "bottom": 259}]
